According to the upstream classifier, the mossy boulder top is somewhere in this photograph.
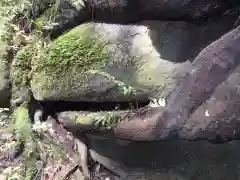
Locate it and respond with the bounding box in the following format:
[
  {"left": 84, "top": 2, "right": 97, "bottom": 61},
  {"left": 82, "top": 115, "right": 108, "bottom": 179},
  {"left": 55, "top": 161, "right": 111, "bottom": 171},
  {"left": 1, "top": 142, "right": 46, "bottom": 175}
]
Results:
[{"left": 11, "top": 18, "right": 236, "bottom": 102}]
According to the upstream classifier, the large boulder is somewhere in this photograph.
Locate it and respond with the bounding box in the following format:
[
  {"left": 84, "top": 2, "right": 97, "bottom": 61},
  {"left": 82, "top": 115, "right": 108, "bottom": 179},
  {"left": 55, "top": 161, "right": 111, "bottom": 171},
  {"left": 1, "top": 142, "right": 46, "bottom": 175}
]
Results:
[{"left": 12, "top": 17, "right": 237, "bottom": 103}]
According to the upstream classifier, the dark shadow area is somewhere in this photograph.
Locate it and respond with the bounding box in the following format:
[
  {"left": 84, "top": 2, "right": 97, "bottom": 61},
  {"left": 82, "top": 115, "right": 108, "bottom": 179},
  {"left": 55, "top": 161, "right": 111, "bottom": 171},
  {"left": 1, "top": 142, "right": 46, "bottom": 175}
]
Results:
[
  {"left": 48, "top": 0, "right": 240, "bottom": 40},
  {"left": 37, "top": 100, "right": 149, "bottom": 119},
  {"left": 89, "top": 137, "right": 240, "bottom": 180},
  {"left": 148, "top": 15, "right": 239, "bottom": 63}
]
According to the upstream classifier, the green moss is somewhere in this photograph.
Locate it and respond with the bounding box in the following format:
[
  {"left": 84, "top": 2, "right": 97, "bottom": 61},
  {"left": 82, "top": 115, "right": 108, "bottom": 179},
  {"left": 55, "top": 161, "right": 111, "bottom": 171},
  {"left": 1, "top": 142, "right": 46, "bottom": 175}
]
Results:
[
  {"left": 74, "top": 111, "right": 123, "bottom": 129},
  {"left": 34, "top": 24, "right": 111, "bottom": 75},
  {"left": 12, "top": 44, "right": 38, "bottom": 86},
  {"left": 13, "top": 105, "right": 38, "bottom": 178},
  {"left": 35, "top": 15, "right": 45, "bottom": 30},
  {"left": 13, "top": 105, "right": 32, "bottom": 143},
  {"left": 75, "top": 114, "right": 94, "bottom": 125},
  {"left": 13, "top": 104, "right": 36, "bottom": 158},
  {"left": 27, "top": 23, "right": 138, "bottom": 101},
  {"left": 30, "top": 23, "right": 128, "bottom": 100}
]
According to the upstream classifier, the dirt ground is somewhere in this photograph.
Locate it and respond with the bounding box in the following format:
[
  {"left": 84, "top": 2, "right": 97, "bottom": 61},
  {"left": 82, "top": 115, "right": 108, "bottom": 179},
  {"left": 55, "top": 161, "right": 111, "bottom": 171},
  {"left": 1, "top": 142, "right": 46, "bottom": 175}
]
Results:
[{"left": 1, "top": 109, "right": 240, "bottom": 180}]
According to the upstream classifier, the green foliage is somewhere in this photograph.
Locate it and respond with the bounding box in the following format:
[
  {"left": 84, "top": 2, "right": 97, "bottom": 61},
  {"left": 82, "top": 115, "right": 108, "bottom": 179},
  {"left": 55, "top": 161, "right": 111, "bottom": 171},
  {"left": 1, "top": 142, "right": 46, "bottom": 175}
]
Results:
[
  {"left": 94, "top": 113, "right": 122, "bottom": 129},
  {"left": 31, "top": 0, "right": 85, "bottom": 31},
  {"left": 0, "top": 0, "right": 61, "bottom": 66},
  {"left": 0, "top": 0, "right": 42, "bottom": 77},
  {"left": 114, "top": 80, "right": 137, "bottom": 97},
  {"left": 34, "top": 0, "right": 61, "bottom": 31},
  {"left": 0, "top": 1, "right": 15, "bottom": 73},
  {"left": 0, "top": 0, "right": 51, "bottom": 21},
  {"left": 25, "top": 167, "right": 36, "bottom": 180},
  {"left": 0, "top": 0, "right": 28, "bottom": 19}
]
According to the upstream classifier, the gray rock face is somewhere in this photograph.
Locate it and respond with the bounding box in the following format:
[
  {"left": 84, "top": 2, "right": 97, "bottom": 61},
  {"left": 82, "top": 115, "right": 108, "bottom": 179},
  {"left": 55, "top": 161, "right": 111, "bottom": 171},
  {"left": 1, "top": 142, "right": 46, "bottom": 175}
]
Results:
[{"left": 31, "top": 17, "right": 236, "bottom": 102}]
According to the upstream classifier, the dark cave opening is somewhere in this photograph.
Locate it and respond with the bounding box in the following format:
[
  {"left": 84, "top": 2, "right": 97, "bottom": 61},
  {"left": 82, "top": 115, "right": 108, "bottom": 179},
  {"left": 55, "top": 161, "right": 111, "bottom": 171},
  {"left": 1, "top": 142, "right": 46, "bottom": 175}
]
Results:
[{"left": 35, "top": 99, "right": 150, "bottom": 119}]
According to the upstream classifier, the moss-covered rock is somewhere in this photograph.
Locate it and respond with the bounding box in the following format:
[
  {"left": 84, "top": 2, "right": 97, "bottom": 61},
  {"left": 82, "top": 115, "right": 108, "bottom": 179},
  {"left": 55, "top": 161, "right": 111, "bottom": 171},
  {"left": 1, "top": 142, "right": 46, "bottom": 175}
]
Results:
[
  {"left": 12, "top": 17, "right": 236, "bottom": 103},
  {"left": 28, "top": 23, "right": 137, "bottom": 101},
  {"left": 27, "top": 21, "right": 188, "bottom": 102},
  {"left": 29, "top": 18, "right": 235, "bottom": 102}
]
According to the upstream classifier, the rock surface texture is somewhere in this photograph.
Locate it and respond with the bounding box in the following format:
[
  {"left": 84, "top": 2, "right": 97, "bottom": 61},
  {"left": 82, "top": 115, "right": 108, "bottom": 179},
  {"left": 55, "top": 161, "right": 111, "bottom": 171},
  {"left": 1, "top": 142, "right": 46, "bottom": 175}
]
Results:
[{"left": 12, "top": 17, "right": 237, "bottom": 103}]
